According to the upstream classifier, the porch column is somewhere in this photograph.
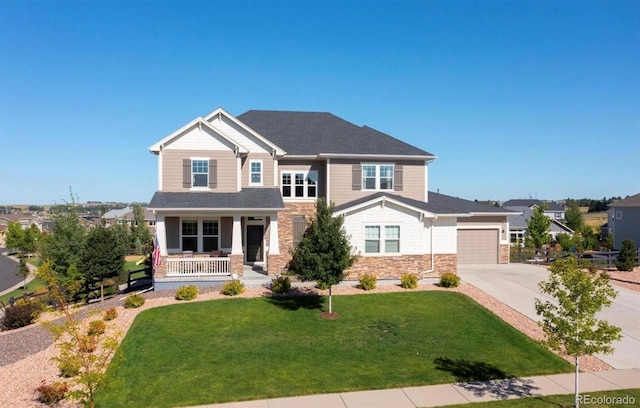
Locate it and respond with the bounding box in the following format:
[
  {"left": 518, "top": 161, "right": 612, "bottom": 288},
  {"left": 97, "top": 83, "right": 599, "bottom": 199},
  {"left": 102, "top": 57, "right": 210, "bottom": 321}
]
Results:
[
  {"left": 269, "top": 213, "right": 280, "bottom": 255},
  {"left": 231, "top": 215, "right": 243, "bottom": 255},
  {"left": 156, "top": 214, "right": 168, "bottom": 256}
]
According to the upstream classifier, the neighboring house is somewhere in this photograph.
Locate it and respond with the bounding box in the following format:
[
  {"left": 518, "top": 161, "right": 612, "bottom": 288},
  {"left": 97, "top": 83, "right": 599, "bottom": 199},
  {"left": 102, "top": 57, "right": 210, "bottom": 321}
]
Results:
[
  {"left": 148, "top": 108, "right": 514, "bottom": 290},
  {"left": 102, "top": 206, "right": 156, "bottom": 234},
  {"left": 0, "top": 214, "right": 43, "bottom": 246},
  {"left": 503, "top": 199, "right": 572, "bottom": 245},
  {"left": 608, "top": 193, "right": 640, "bottom": 250}
]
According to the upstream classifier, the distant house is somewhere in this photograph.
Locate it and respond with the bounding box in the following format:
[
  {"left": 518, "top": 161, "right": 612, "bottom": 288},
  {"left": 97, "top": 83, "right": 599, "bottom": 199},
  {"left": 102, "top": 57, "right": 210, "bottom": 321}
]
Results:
[
  {"left": 101, "top": 206, "right": 156, "bottom": 234},
  {"left": 608, "top": 193, "right": 640, "bottom": 249},
  {"left": 0, "top": 214, "right": 43, "bottom": 246},
  {"left": 502, "top": 199, "right": 572, "bottom": 245}
]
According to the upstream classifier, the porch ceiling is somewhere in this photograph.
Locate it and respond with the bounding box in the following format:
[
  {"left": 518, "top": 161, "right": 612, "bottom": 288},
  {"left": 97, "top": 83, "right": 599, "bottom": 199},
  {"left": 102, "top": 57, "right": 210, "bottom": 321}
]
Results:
[{"left": 149, "top": 188, "right": 285, "bottom": 211}]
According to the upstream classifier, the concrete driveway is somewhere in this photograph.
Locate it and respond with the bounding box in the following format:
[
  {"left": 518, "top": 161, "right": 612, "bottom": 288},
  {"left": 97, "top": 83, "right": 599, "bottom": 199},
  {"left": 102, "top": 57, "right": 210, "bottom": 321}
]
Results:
[{"left": 458, "top": 263, "right": 640, "bottom": 369}]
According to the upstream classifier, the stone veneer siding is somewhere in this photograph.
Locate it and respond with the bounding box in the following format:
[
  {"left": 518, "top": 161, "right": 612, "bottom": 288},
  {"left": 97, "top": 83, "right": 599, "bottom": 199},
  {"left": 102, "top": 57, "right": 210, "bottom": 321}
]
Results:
[
  {"left": 345, "top": 253, "right": 457, "bottom": 279},
  {"left": 267, "top": 202, "right": 317, "bottom": 275},
  {"left": 230, "top": 254, "right": 244, "bottom": 276},
  {"left": 499, "top": 244, "right": 510, "bottom": 264}
]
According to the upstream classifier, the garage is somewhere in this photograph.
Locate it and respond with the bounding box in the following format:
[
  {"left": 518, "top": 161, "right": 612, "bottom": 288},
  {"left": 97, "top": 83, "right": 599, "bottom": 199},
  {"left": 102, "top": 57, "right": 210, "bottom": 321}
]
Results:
[{"left": 457, "top": 229, "right": 499, "bottom": 264}]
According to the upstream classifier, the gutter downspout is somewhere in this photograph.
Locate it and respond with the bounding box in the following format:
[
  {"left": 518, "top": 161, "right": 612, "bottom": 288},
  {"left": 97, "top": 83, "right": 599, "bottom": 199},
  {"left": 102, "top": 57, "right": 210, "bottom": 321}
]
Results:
[{"left": 423, "top": 215, "right": 438, "bottom": 276}]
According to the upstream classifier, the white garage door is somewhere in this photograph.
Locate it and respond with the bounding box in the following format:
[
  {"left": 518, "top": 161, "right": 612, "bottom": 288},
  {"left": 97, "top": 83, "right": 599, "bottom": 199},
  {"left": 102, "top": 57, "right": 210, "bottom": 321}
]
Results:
[{"left": 457, "top": 229, "right": 498, "bottom": 264}]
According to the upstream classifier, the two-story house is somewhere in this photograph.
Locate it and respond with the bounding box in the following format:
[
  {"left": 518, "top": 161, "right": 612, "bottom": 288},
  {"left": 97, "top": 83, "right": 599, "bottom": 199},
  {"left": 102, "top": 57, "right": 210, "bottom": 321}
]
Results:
[
  {"left": 148, "top": 108, "right": 513, "bottom": 290},
  {"left": 502, "top": 199, "right": 573, "bottom": 245},
  {"left": 608, "top": 193, "right": 640, "bottom": 250}
]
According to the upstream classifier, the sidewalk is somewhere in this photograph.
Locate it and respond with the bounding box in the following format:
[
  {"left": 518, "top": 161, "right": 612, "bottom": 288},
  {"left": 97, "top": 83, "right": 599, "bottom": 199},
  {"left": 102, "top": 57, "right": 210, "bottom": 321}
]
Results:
[{"left": 190, "top": 369, "right": 640, "bottom": 408}]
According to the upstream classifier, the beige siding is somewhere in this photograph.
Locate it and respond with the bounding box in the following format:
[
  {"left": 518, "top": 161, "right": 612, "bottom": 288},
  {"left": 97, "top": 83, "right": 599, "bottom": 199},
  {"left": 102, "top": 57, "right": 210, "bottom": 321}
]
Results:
[
  {"left": 329, "top": 159, "right": 425, "bottom": 206},
  {"left": 278, "top": 160, "right": 326, "bottom": 198},
  {"left": 162, "top": 149, "right": 237, "bottom": 192},
  {"left": 241, "top": 153, "right": 275, "bottom": 188},
  {"left": 220, "top": 216, "right": 233, "bottom": 249}
]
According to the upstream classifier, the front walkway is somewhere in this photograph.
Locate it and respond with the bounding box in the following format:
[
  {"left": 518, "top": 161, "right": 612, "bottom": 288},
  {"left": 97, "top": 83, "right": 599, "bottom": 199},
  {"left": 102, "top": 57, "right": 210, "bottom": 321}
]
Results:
[{"left": 190, "top": 369, "right": 640, "bottom": 408}]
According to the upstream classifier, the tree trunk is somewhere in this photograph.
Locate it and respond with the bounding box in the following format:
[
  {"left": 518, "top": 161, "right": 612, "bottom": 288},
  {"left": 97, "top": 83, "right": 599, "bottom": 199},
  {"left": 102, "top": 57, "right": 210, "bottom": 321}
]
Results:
[
  {"left": 328, "top": 285, "right": 333, "bottom": 314},
  {"left": 575, "top": 355, "right": 580, "bottom": 408},
  {"left": 100, "top": 282, "right": 104, "bottom": 303}
]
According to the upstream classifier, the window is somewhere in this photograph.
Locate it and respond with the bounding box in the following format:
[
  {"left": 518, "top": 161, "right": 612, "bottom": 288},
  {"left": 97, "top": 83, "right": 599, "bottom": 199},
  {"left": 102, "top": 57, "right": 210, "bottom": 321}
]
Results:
[
  {"left": 362, "top": 164, "right": 394, "bottom": 190},
  {"left": 365, "top": 226, "right": 380, "bottom": 253},
  {"left": 203, "top": 220, "right": 219, "bottom": 252},
  {"left": 250, "top": 161, "right": 262, "bottom": 185},
  {"left": 281, "top": 171, "right": 318, "bottom": 198},
  {"left": 192, "top": 160, "right": 208, "bottom": 187},
  {"left": 616, "top": 211, "right": 623, "bottom": 220},
  {"left": 365, "top": 225, "right": 400, "bottom": 254},
  {"left": 182, "top": 220, "right": 198, "bottom": 251}
]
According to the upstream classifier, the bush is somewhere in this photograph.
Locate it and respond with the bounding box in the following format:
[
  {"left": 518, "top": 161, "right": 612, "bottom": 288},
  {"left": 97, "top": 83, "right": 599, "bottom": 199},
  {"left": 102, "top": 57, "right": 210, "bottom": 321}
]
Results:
[
  {"left": 615, "top": 238, "right": 637, "bottom": 272},
  {"left": 439, "top": 272, "right": 460, "bottom": 288},
  {"left": 0, "top": 298, "right": 43, "bottom": 331},
  {"left": 104, "top": 307, "right": 118, "bottom": 321},
  {"left": 79, "top": 335, "right": 98, "bottom": 353},
  {"left": 35, "top": 380, "right": 68, "bottom": 405},
  {"left": 400, "top": 274, "right": 418, "bottom": 289},
  {"left": 87, "top": 319, "right": 106, "bottom": 336},
  {"left": 270, "top": 276, "right": 292, "bottom": 294},
  {"left": 123, "top": 293, "right": 145, "bottom": 309},
  {"left": 176, "top": 285, "right": 199, "bottom": 301},
  {"left": 222, "top": 280, "right": 245, "bottom": 296},
  {"left": 315, "top": 281, "right": 330, "bottom": 290},
  {"left": 57, "top": 353, "right": 82, "bottom": 378},
  {"left": 358, "top": 274, "right": 377, "bottom": 291}
]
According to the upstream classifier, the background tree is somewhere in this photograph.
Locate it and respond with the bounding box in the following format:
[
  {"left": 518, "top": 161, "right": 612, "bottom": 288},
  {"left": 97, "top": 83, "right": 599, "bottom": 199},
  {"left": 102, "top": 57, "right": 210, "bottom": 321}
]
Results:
[
  {"left": 578, "top": 226, "right": 599, "bottom": 251},
  {"left": 526, "top": 203, "right": 551, "bottom": 248},
  {"left": 564, "top": 200, "right": 583, "bottom": 231},
  {"left": 22, "top": 224, "right": 42, "bottom": 255},
  {"left": 129, "top": 204, "right": 151, "bottom": 254},
  {"left": 535, "top": 256, "right": 622, "bottom": 408},
  {"left": 81, "top": 226, "right": 126, "bottom": 301},
  {"left": 615, "top": 238, "right": 637, "bottom": 272},
  {"left": 289, "top": 198, "right": 356, "bottom": 315},
  {"left": 4, "top": 221, "right": 24, "bottom": 253},
  {"left": 16, "top": 258, "right": 31, "bottom": 291}
]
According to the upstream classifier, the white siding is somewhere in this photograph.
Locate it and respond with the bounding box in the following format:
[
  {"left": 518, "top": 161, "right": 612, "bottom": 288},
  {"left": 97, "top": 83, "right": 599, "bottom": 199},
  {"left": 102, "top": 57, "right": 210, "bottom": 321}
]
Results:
[
  {"left": 164, "top": 125, "right": 235, "bottom": 151},
  {"left": 431, "top": 217, "right": 457, "bottom": 254},
  {"left": 208, "top": 115, "right": 271, "bottom": 154}
]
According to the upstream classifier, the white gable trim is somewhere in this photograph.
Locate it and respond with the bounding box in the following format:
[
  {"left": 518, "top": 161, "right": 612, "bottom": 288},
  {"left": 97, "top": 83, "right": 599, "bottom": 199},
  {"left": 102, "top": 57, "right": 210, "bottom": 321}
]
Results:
[
  {"left": 334, "top": 195, "right": 437, "bottom": 220},
  {"left": 149, "top": 117, "right": 249, "bottom": 155},
  {"left": 204, "top": 107, "right": 287, "bottom": 156}
]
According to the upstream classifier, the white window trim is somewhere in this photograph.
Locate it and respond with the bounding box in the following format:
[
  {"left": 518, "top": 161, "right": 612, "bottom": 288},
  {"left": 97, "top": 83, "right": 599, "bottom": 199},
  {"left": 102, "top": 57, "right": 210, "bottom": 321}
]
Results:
[
  {"left": 363, "top": 224, "right": 401, "bottom": 256},
  {"left": 180, "top": 218, "right": 220, "bottom": 252},
  {"left": 281, "top": 170, "right": 318, "bottom": 200},
  {"left": 362, "top": 163, "right": 394, "bottom": 191},
  {"left": 616, "top": 210, "right": 623, "bottom": 220},
  {"left": 190, "top": 157, "right": 211, "bottom": 191},
  {"left": 249, "top": 160, "right": 263, "bottom": 186}
]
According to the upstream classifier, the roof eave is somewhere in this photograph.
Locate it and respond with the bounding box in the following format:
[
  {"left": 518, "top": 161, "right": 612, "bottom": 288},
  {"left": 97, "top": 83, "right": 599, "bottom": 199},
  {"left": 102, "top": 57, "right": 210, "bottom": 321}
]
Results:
[
  {"left": 150, "top": 207, "right": 285, "bottom": 212},
  {"left": 319, "top": 153, "right": 437, "bottom": 161}
]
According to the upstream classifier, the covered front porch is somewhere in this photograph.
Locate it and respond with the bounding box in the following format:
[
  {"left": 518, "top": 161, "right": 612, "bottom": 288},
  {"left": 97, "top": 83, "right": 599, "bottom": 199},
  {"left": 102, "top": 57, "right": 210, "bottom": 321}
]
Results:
[{"left": 149, "top": 189, "right": 285, "bottom": 287}]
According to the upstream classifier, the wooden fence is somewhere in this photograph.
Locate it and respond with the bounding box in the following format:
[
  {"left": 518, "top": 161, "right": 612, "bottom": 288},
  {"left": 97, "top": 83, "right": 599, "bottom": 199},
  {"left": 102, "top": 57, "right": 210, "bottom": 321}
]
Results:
[{"left": 510, "top": 247, "right": 640, "bottom": 269}]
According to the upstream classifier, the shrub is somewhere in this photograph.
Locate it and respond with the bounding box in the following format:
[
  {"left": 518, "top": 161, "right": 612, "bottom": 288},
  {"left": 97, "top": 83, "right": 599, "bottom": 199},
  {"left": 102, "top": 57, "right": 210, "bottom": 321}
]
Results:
[
  {"left": 175, "top": 285, "right": 199, "bottom": 301},
  {"left": 123, "top": 293, "right": 145, "bottom": 309},
  {"left": 400, "top": 274, "right": 418, "bottom": 289},
  {"left": 79, "top": 335, "right": 98, "bottom": 353},
  {"left": 104, "top": 307, "right": 118, "bottom": 321},
  {"left": 315, "top": 281, "right": 330, "bottom": 290},
  {"left": 439, "top": 272, "right": 460, "bottom": 288},
  {"left": 87, "top": 319, "right": 106, "bottom": 336},
  {"left": 222, "top": 280, "right": 245, "bottom": 296},
  {"left": 270, "top": 276, "right": 292, "bottom": 294},
  {"left": 358, "top": 274, "right": 377, "bottom": 291},
  {"left": 0, "top": 298, "right": 43, "bottom": 331},
  {"left": 615, "top": 238, "right": 637, "bottom": 272},
  {"left": 57, "top": 353, "right": 82, "bottom": 378},
  {"left": 36, "top": 380, "right": 68, "bottom": 405}
]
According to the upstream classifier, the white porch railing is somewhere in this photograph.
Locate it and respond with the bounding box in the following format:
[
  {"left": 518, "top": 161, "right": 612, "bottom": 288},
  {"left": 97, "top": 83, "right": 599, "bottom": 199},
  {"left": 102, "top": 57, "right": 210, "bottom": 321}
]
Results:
[{"left": 166, "top": 257, "right": 231, "bottom": 276}]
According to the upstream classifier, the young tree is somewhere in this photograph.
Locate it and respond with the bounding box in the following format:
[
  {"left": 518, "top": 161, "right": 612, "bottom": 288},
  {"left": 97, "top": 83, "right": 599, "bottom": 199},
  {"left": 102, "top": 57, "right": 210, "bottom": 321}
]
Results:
[
  {"left": 16, "top": 257, "right": 31, "bottom": 291},
  {"left": 37, "top": 260, "right": 122, "bottom": 408},
  {"left": 615, "top": 238, "right": 637, "bottom": 272},
  {"left": 129, "top": 204, "right": 151, "bottom": 254},
  {"left": 289, "top": 198, "right": 357, "bottom": 315},
  {"left": 22, "top": 224, "right": 42, "bottom": 255},
  {"left": 535, "top": 257, "right": 622, "bottom": 408},
  {"left": 526, "top": 203, "right": 551, "bottom": 249},
  {"left": 564, "top": 200, "right": 583, "bottom": 231},
  {"left": 4, "top": 221, "right": 24, "bottom": 253},
  {"left": 81, "top": 226, "right": 126, "bottom": 301}
]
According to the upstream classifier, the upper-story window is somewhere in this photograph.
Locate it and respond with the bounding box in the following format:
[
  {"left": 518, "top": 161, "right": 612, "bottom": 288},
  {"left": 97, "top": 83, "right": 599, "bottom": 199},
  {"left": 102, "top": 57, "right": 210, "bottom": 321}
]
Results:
[
  {"left": 192, "top": 159, "right": 209, "bottom": 187},
  {"left": 282, "top": 171, "right": 317, "bottom": 199},
  {"left": 250, "top": 160, "right": 262, "bottom": 186},
  {"left": 362, "top": 164, "right": 394, "bottom": 190}
]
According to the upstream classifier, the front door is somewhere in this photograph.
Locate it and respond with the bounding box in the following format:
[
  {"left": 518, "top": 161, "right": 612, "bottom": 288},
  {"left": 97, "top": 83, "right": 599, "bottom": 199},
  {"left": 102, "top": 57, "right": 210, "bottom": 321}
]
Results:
[{"left": 246, "top": 225, "right": 264, "bottom": 262}]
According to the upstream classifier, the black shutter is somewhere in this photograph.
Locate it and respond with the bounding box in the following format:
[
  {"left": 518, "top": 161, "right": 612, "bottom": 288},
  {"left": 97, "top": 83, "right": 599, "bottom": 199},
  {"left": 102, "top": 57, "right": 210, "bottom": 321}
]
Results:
[
  {"left": 352, "top": 164, "right": 362, "bottom": 190},
  {"left": 209, "top": 159, "right": 217, "bottom": 189},
  {"left": 183, "top": 159, "right": 191, "bottom": 188},
  {"left": 394, "top": 164, "right": 403, "bottom": 191}
]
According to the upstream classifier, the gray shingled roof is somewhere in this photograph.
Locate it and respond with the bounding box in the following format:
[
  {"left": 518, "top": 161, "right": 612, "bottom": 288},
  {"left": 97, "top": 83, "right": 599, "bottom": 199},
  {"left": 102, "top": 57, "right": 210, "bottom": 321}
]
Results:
[
  {"left": 148, "top": 188, "right": 284, "bottom": 210},
  {"left": 503, "top": 199, "right": 565, "bottom": 211},
  {"left": 237, "top": 110, "right": 434, "bottom": 157},
  {"left": 335, "top": 191, "right": 516, "bottom": 216},
  {"left": 610, "top": 193, "right": 640, "bottom": 208}
]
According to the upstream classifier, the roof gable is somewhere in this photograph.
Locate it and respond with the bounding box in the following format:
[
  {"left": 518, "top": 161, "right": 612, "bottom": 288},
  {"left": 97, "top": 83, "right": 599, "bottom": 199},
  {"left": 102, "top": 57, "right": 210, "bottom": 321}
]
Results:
[
  {"left": 149, "top": 117, "right": 248, "bottom": 155},
  {"left": 237, "top": 110, "right": 435, "bottom": 158}
]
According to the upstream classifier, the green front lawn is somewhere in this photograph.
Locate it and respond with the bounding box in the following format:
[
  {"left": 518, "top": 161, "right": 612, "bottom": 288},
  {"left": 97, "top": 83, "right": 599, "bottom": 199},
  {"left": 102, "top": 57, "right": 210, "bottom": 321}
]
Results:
[
  {"left": 0, "top": 277, "right": 46, "bottom": 304},
  {"left": 96, "top": 291, "right": 572, "bottom": 408},
  {"left": 440, "top": 388, "right": 640, "bottom": 407}
]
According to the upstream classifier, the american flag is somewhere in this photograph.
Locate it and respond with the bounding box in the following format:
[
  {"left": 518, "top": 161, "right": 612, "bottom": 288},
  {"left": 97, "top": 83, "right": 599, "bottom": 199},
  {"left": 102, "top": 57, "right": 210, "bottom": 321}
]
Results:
[{"left": 152, "top": 233, "right": 162, "bottom": 269}]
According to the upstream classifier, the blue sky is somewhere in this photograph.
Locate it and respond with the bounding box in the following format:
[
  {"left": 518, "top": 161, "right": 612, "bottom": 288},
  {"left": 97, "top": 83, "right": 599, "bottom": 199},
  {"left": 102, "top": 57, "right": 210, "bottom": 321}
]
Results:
[{"left": 1, "top": 0, "right": 638, "bottom": 205}]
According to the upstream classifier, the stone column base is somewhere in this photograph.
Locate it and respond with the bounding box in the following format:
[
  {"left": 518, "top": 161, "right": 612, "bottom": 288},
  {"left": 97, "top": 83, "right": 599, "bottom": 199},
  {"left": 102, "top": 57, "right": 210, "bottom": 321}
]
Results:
[{"left": 229, "top": 255, "right": 244, "bottom": 277}]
